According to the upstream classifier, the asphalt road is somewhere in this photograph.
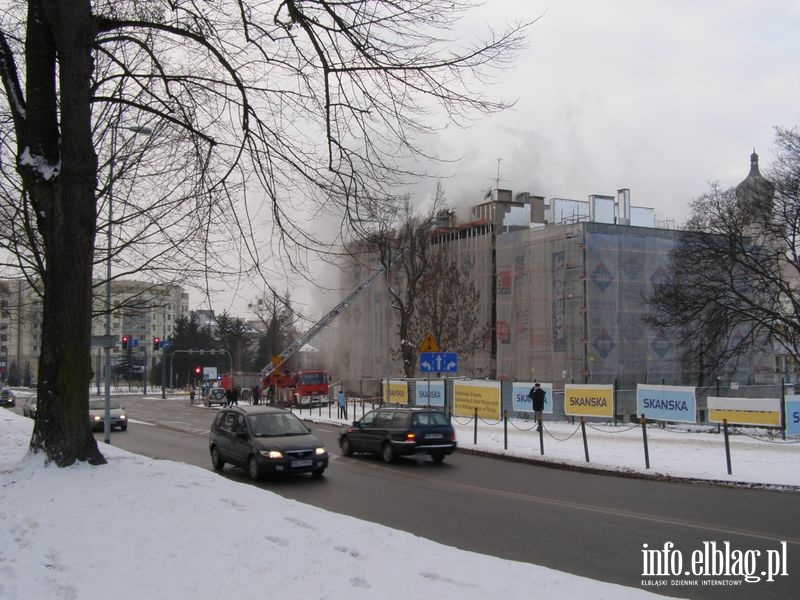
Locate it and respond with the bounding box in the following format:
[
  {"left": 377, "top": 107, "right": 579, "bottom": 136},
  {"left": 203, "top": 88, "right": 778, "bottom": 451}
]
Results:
[{"left": 86, "top": 396, "right": 799, "bottom": 599}]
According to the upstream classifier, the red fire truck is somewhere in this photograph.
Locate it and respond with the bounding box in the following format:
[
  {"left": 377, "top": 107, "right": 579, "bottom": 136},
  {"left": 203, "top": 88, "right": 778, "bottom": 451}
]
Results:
[
  {"left": 263, "top": 369, "right": 330, "bottom": 407},
  {"left": 259, "top": 259, "right": 393, "bottom": 406}
]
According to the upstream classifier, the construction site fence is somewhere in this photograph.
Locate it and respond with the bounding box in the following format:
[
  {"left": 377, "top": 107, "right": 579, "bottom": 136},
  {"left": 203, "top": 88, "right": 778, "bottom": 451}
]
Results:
[{"left": 334, "top": 378, "right": 800, "bottom": 427}]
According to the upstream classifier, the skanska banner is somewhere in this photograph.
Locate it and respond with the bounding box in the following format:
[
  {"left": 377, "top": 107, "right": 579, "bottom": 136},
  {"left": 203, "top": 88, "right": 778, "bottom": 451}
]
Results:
[
  {"left": 511, "top": 382, "right": 554, "bottom": 414},
  {"left": 636, "top": 384, "right": 697, "bottom": 423},
  {"left": 415, "top": 380, "right": 445, "bottom": 407}
]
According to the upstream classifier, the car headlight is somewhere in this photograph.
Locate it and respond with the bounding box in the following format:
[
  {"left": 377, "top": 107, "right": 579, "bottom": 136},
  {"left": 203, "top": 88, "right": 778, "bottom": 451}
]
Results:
[
  {"left": 93, "top": 415, "right": 101, "bottom": 421},
  {"left": 260, "top": 450, "right": 283, "bottom": 459},
  {"left": 120, "top": 414, "right": 127, "bottom": 420},
  {"left": 314, "top": 447, "right": 326, "bottom": 456}
]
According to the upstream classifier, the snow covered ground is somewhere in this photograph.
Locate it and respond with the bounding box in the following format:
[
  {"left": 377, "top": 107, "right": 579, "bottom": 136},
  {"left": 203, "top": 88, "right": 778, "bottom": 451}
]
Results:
[
  {"left": 0, "top": 410, "right": 675, "bottom": 600},
  {"left": 1, "top": 397, "right": 798, "bottom": 599}
]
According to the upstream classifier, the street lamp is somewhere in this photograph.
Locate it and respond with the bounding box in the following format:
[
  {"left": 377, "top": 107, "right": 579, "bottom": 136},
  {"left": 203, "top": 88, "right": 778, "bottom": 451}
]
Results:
[{"left": 104, "top": 125, "right": 152, "bottom": 444}]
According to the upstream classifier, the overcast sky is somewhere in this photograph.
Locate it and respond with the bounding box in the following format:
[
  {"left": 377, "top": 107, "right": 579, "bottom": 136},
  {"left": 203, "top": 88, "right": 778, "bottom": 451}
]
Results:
[
  {"left": 207, "top": 0, "right": 800, "bottom": 318},
  {"left": 424, "top": 0, "right": 800, "bottom": 225}
]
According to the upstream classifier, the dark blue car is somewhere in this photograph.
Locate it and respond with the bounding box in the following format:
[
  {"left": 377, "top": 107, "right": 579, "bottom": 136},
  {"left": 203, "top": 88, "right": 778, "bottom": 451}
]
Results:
[
  {"left": 209, "top": 406, "right": 328, "bottom": 480},
  {"left": 339, "top": 407, "right": 457, "bottom": 463}
]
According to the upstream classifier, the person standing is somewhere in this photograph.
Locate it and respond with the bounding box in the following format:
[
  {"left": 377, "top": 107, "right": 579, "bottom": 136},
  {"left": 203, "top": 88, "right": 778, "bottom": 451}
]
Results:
[
  {"left": 529, "top": 382, "right": 546, "bottom": 431},
  {"left": 251, "top": 384, "right": 261, "bottom": 406},
  {"left": 337, "top": 389, "right": 347, "bottom": 420}
]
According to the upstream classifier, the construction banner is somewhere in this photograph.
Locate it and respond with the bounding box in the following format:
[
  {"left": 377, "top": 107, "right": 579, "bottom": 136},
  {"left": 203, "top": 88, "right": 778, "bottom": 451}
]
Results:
[
  {"left": 707, "top": 397, "right": 781, "bottom": 426},
  {"left": 564, "top": 384, "right": 614, "bottom": 418},
  {"left": 453, "top": 380, "right": 501, "bottom": 420},
  {"left": 786, "top": 395, "right": 800, "bottom": 435},
  {"left": 382, "top": 379, "right": 409, "bottom": 405},
  {"left": 512, "top": 382, "right": 554, "bottom": 415},
  {"left": 636, "top": 384, "right": 696, "bottom": 423},
  {"left": 415, "top": 380, "right": 445, "bottom": 407}
]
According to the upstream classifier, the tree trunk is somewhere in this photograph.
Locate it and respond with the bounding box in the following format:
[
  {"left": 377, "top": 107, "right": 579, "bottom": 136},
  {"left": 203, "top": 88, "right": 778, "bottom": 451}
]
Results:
[{"left": 28, "top": 0, "right": 104, "bottom": 466}]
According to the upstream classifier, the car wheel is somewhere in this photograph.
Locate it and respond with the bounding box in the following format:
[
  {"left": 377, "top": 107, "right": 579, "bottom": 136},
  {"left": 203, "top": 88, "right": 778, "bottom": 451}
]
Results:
[
  {"left": 381, "top": 442, "right": 395, "bottom": 463},
  {"left": 120, "top": 423, "right": 128, "bottom": 431},
  {"left": 210, "top": 446, "right": 225, "bottom": 471},
  {"left": 339, "top": 436, "right": 353, "bottom": 456},
  {"left": 312, "top": 468, "right": 325, "bottom": 479},
  {"left": 248, "top": 456, "right": 262, "bottom": 481},
  {"left": 431, "top": 452, "right": 446, "bottom": 463}
]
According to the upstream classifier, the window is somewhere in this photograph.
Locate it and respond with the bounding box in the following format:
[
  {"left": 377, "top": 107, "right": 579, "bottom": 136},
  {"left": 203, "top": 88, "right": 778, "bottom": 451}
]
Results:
[
  {"left": 374, "top": 411, "right": 397, "bottom": 427},
  {"left": 223, "top": 412, "right": 238, "bottom": 432},
  {"left": 413, "top": 412, "right": 448, "bottom": 426},
  {"left": 359, "top": 411, "right": 377, "bottom": 427}
]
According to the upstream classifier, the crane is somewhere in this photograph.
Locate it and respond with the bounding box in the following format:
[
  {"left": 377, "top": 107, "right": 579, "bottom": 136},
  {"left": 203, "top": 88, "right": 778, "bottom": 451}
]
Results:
[{"left": 260, "top": 256, "right": 397, "bottom": 378}]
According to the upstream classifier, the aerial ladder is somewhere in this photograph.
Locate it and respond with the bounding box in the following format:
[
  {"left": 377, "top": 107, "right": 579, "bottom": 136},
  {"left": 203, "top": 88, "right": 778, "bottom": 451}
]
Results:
[{"left": 260, "top": 257, "right": 397, "bottom": 379}]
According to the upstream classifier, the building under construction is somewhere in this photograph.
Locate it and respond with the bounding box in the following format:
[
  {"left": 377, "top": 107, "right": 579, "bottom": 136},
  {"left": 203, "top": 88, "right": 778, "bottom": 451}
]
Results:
[{"left": 319, "top": 158, "right": 781, "bottom": 396}]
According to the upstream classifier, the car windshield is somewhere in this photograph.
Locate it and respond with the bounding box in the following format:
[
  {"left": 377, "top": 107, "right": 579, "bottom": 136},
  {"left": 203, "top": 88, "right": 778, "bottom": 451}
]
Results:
[
  {"left": 88, "top": 400, "right": 121, "bottom": 410},
  {"left": 248, "top": 413, "right": 308, "bottom": 437}
]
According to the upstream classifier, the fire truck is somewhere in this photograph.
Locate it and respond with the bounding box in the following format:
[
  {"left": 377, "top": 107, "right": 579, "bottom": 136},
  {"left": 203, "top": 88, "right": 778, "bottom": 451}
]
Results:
[
  {"left": 218, "top": 371, "right": 262, "bottom": 397},
  {"left": 263, "top": 369, "right": 330, "bottom": 407},
  {"left": 261, "top": 258, "right": 394, "bottom": 404}
]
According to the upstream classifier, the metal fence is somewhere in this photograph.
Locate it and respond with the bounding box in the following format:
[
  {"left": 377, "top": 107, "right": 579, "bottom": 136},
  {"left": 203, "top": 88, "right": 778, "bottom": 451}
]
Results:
[{"left": 339, "top": 377, "right": 798, "bottom": 428}]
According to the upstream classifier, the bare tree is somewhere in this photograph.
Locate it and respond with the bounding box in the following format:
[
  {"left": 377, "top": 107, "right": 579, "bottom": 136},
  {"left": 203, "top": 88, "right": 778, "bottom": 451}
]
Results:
[
  {"left": 249, "top": 290, "right": 298, "bottom": 372},
  {"left": 409, "top": 244, "right": 489, "bottom": 365},
  {"left": 647, "top": 126, "right": 800, "bottom": 383},
  {"left": 362, "top": 184, "right": 448, "bottom": 376},
  {"left": 0, "top": 1, "right": 528, "bottom": 465}
]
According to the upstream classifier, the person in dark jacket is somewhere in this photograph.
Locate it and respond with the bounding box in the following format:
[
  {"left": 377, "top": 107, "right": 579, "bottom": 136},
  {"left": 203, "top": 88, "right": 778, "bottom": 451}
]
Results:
[{"left": 529, "top": 382, "right": 546, "bottom": 431}]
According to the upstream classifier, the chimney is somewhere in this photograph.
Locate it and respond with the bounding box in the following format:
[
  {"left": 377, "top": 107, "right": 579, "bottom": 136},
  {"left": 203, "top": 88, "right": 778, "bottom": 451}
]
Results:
[{"left": 617, "top": 188, "right": 631, "bottom": 225}]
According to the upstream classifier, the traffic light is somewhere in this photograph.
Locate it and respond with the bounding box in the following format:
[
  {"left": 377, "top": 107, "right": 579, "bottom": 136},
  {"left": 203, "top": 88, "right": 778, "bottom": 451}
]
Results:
[
  {"left": 121, "top": 335, "right": 129, "bottom": 349},
  {"left": 153, "top": 337, "right": 161, "bottom": 351},
  {"left": 194, "top": 366, "right": 202, "bottom": 376}
]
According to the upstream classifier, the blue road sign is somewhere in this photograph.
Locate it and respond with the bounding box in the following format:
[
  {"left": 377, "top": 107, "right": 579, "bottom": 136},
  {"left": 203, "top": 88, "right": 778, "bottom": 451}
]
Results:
[{"left": 419, "top": 352, "right": 458, "bottom": 373}]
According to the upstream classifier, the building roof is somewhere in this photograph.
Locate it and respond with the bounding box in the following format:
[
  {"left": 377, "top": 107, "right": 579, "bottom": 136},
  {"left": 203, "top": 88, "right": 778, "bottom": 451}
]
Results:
[{"left": 735, "top": 150, "right": 774, "bottom": 217}]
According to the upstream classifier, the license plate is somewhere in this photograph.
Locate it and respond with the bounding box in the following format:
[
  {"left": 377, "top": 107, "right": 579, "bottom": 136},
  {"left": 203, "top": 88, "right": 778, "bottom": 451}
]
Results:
[
  {"left": 426, "top": 433, "right": 443, "bottom": 439},
  {"left": 292, "top": 459, "right": 313, "bottom": 468}
]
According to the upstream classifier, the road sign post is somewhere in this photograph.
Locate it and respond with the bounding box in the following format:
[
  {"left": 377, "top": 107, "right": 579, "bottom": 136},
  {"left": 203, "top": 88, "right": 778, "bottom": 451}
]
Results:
[{"left": 419, "top": 352, "right": 458, "bottom": 373}]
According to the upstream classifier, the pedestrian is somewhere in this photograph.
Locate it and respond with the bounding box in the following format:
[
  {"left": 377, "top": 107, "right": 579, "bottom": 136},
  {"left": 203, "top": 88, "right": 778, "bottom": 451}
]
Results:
[
  {"left": 189, "top": 386, "right": 196, "bottom": 405},
  {"left": 529, "top": 382, "right": 546, "bottom": 431},
  {"left": 337, "top": 389, "right": 347, "bottom": 420},
  {"left": 267, "top": 385, "right": 275, "bottom": 405},
  {"left": 232, "top": 386, "right": 240, "bottom": 406},
  {"left": 252, "top": 384, "right": 261, "bottom": 406},
  {"left": 225, "top": 387, "right": 234, "bottom": 407}
]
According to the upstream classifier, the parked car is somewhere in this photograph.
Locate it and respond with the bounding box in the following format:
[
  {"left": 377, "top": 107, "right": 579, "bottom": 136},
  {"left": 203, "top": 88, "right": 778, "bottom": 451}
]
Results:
[
  {"left": 23, "top": 397, "right": 37, "bottom": 418},
  {"left": 88, "top": 399, "right": 128, "bottom": 431},
  {"left": 0, "top": 387, "right": 16, "bottom": 408},
  {"left": 209, "top": 406, "right": 328, "bottom": 480},
  {"left": 204, "top": 387, "right": 227, "bottom": 407},
  {"left": 338, "top": 407, "right": 457, "bottom": 463}
]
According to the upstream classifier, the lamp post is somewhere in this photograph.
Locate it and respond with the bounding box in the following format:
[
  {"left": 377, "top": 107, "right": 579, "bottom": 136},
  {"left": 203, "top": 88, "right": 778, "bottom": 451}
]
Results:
[{"left": 104, "top": 124, "right": 152, "bottom": 444}]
